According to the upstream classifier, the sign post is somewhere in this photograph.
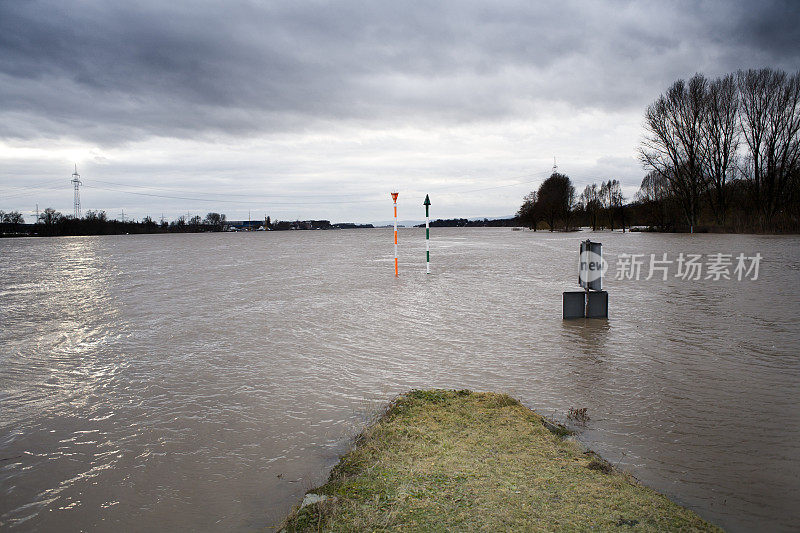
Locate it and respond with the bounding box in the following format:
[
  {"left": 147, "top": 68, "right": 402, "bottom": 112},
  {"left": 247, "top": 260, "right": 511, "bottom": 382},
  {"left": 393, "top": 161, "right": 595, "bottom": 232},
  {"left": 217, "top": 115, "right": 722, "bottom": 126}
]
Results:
[
  {"left": 579, "top": 240, "right": 603, "bottom": 291},
  {"left": 564, "top": 240, "right": 608, "bottom": 319},
  {"left": 391, "top": 192, "right": 399, "bottom": 277},
  {"left": 424, "top": 194, "right": 431, "bottom": 274},
  {"left": 579, "top": 240, "right": 603, "bottom": 315}
]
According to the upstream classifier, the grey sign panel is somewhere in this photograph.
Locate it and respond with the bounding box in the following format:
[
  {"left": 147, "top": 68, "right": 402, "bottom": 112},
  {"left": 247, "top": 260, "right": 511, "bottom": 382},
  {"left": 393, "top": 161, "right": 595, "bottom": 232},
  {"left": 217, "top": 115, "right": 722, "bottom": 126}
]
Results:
[
  {"left": 563, "top": 290, "right": 608, "bottom": 319},
  {"left": 563, "top": 291, "right": 586, "bottom": 319},
  {"left": 586, "top": 290, "right": 608, "bottom": 318}
]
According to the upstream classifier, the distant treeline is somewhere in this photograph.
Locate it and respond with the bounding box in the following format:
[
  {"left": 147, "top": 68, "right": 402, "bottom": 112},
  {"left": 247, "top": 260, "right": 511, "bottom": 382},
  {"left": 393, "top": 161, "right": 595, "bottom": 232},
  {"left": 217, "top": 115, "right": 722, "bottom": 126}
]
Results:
[
  {"left": 2, "top": 209, "right": 236, "bottom": 236},
  {"left": 415, "top": 218, "right": 519, "bottom": 228},
  {"left": 331, "top": 222, "right": 375, "bottom": 229},
  {"left": 0, "top": 209, "right": 372, "bottom": 237},
  {"left": 269, "top": 220, "right": 374, "bottom": 230}
]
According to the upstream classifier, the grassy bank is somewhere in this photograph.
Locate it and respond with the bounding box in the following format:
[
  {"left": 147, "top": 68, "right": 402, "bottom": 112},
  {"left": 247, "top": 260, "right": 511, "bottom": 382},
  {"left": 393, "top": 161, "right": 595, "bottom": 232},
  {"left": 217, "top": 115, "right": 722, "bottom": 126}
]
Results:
[{"left": 281, "top": 390, "right": 720, "bottom": 532}]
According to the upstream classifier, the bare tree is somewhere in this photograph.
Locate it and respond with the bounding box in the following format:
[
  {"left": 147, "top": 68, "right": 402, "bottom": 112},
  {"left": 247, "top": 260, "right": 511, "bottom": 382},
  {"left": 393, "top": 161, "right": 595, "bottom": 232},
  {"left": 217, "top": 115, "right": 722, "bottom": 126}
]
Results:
[
  {"left": 39, "top": 207, "right": 61, "bottom": 226},
  {"left": 516, "top": 191, "right": 539, "bottom": 230},
  {"left": 2, "top": 211, "right": 25, "bottom": 231},
  {"left": 7, "top": 211, "right": 24, "bottom": 231},
  {"left": 188, "top": 215, "right": 202, "bottom": 230},
  {"left": 636, "top": 170, "right": 673, "bottom": 230},
  {"left": 84, "top": 210, "right": 103, "bottom": 221},
  {"left": 600, "top": 182, "right": 608, "bottom": 228},
  {"left": 204, "top": 212, "right": 226, "bottom": 231},
  {"left": 640, "top": 74, "right": 708, "bottom": 232},
  {"left": 702, "top": 74, "right": 739, "bottom": 224},
  {"left": 596, "top": 179, "right": 624, "bottom": 231},
  {"left": 608, "top": 179, "right": 625, "bottom": 232},
  {"left": 0, "top": 210, "right": 24, "bottom": 232},
  {"left": 38, "top": 207, "right": 62, "bottom": 235},
  {"left": 598, "top": 181, "right": 610, "bottom": 229},
  {"left": 738, "top": 68, "right": 800, "bottom": 225},
  {"left": 580, "top": 184, "right": 601, "bottom": 230}
]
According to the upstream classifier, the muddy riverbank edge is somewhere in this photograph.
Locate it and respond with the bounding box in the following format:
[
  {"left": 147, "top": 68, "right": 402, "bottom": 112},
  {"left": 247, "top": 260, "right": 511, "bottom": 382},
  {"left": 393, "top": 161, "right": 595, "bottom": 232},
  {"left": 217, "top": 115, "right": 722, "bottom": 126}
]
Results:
[{"left": 279, "top": 389, "right": 721, "bottom": 532}]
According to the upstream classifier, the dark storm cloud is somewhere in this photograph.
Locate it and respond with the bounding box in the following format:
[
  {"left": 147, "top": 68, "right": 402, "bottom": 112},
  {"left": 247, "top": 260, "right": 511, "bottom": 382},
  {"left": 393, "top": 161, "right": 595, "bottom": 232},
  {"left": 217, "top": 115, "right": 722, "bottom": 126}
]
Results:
[
  {"left": 731, "top": 0, "right": 800, "bottom": 59},
  {"left": 1, "top": 0, "right": 798, "bottom": 143}
]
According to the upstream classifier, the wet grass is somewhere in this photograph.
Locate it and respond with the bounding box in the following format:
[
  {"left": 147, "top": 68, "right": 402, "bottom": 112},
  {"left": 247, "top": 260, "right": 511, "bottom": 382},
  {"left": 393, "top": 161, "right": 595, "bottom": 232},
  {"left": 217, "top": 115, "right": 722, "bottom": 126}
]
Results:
[{"left": 280, "top": 390, "right": 720, "bottom": 532}]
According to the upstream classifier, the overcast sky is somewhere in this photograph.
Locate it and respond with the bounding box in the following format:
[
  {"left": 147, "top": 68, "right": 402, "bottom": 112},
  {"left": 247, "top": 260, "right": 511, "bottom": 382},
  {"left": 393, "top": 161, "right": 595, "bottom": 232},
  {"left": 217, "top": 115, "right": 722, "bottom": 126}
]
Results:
[{"left": 2, "top": 0, "right": 799, "bottom": 223}]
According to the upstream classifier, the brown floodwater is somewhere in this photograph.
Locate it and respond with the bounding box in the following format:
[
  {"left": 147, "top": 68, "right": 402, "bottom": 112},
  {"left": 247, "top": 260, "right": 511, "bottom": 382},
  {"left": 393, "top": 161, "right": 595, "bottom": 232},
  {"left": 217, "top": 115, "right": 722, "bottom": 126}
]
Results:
[{"left": 1, "top": 228, "right": 798, "bottom": 531}]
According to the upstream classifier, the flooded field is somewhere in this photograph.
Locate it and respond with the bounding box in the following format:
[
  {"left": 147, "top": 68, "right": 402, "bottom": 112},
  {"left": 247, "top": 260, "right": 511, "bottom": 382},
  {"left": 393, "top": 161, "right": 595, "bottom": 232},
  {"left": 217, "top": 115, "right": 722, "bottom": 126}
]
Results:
[{"left": 1, "top": 228, "right": 798, "bottom": 531}]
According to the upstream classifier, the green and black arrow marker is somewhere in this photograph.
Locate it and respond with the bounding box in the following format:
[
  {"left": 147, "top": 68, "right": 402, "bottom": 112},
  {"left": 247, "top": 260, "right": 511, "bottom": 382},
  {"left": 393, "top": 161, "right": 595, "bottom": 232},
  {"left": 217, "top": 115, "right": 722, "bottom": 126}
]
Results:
[{"left": 424, "top": 194, "right": 431, "bottom": 274}]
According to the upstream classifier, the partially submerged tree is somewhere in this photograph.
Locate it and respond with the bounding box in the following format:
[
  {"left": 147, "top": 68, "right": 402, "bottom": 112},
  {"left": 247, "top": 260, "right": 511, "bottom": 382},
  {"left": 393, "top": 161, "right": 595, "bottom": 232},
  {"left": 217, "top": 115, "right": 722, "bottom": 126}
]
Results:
[
  {"left": 608, "top": 179, "right": 625, "bottom": 232},
  {"left": 579, "top": 184, "right": 601, "bottom": 230},
  {"left": 640, "top": 74, "right": 708, "bottom": 232},
  {"left": 639, "top": 67, "right": 800, "bottom": 231},
  {"left": 516, "top": 191, "right": 539, "bottom": 230},
  {"left": 737, "top": 68, "right": 800, "bottom": 225},
  {"left": 537, "top": 173, "right": 575, "bottom": 231},
  {"left": 635, "top": 170, "right": 673, "bottom": 230},
  {"left": 702, "top": 74, "right": 739, "bottom": 225}
]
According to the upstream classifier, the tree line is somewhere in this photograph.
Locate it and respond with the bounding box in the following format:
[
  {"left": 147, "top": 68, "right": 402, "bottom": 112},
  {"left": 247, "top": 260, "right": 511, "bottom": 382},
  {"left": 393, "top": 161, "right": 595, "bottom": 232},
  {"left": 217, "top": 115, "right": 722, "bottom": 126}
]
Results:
[
  {"left": 518, "top": 67, "right": 799, "bottom": 233},
  {"left": 639, "top": 67, "right": 800, "bottom": 232},
  {"left": 516, "top": 173, "right": 628, "bottom": 231},
  {"left": 10, "top": 209, "right": 234, "bottom": 236},
  {"left": 0, "top": 210, "right": 25, "bottom": 233},
  {"left": 417, "top": 218, "right": 519, "bottom": 228},
  {"left": 0, "top": 208, "right": 361, "bottom": 237}
]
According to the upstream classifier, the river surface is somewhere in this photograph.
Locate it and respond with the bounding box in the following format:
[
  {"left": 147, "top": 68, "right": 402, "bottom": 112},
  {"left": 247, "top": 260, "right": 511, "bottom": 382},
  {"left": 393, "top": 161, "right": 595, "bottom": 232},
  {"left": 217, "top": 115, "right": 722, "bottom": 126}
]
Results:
[{"left": 1, "top": 228, "right": 798, "bottom": 531}]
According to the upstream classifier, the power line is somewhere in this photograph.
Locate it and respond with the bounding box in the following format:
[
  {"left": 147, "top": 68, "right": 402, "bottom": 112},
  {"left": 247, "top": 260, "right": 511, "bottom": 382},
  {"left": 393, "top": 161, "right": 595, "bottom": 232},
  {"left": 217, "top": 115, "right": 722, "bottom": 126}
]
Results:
[
  {"left": 88, "top": 177, "right": 367, "bottom": 199},
  {"left": 449, "top": 170, "right": 552, "bottom": 194},
  {"left": 81, "top": 184, "right": 382, "bottom": 205},
  {"left": 87, "top": 170, "right": 552, "bottom": 200},
  {"left": 83, "top": 172, "right": 551, "bottom": 206},
  {"left": 1, "top": 180, "right": 71, "bottom": 201},
  {"left": 3, "top": 167, "right": 556, "bottom": 212}
]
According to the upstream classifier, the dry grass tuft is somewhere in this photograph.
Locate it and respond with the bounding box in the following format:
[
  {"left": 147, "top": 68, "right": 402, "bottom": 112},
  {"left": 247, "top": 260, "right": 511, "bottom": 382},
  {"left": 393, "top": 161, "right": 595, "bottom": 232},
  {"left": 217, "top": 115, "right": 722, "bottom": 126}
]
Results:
[{"left": 567, "top": 407, "right": 590, "bottom": 424}]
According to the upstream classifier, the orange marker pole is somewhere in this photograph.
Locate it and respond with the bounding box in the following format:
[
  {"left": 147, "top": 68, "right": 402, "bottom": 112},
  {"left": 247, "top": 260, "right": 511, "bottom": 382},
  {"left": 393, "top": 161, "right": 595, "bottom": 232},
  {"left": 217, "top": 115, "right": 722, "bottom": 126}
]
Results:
[{"left": 391, "top": 192, "right": 399, "bottom": 276}]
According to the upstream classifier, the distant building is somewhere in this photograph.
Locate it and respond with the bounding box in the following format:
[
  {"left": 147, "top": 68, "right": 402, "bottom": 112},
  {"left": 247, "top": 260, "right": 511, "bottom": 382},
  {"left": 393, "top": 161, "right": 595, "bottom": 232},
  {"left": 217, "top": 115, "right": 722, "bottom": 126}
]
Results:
[{"left": 225, "top": 220, "right": 263, "bottom": 231}]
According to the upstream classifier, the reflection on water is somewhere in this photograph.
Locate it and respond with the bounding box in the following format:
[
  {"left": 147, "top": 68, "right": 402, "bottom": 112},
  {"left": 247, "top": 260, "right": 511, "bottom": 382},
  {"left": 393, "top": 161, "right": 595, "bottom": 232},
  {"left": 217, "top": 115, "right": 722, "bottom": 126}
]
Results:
[
  {"left": 1, "top": 229, "right": 799, "bottom": 532},
  {"left": 1, "top": 237, "right": 128, "bottom": 528}
]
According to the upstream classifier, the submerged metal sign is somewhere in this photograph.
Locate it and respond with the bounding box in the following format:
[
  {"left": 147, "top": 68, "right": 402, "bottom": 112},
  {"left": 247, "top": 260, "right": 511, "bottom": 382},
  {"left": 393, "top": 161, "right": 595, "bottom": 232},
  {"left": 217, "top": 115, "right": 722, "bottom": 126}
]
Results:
[
  {"left": 579, "top": 240, "right": 606, "bottom": 291},
  {"left": 565, "top": 239, "right": 609, "bottom": 319}
]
